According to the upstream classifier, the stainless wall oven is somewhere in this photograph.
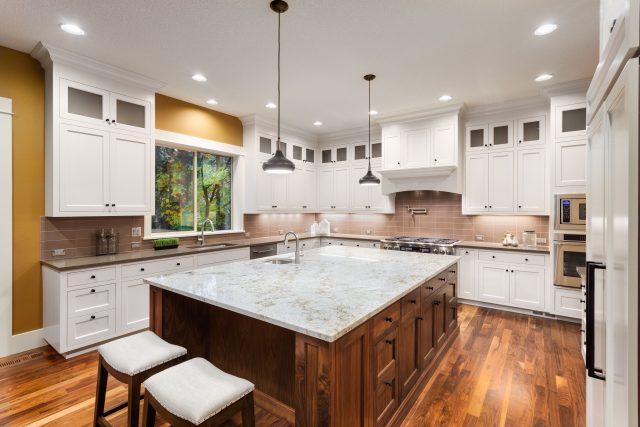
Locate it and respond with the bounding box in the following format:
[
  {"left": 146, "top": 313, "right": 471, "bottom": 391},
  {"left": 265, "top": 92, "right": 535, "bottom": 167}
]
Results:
[
  {"left": 555, "top": 194, "right": 587, "bottom": 230},
  {"left": 554, "top": 233, "right": 587, "bottom": 288}
]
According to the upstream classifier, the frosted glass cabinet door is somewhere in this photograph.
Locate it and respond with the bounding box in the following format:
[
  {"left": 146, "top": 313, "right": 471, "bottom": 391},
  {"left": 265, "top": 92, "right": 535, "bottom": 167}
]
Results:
[
  {"left": 110, "top": 93, "right": 151, "bottom": 135},
  {"left": 60, "top": 79, "right": 110, "bottom": 127},
  {"left": 59, "top": 124, "right": 109, "bottom": 213},
  {"left": 517, "top": 116, "right": 545, "bottom": 146},
  {"left": 489, "top": 121, "right": 514, "bottom": 150},
  {"left": 466, "top": 125, "right": 488, "bottom": 152},
  {"left": 109, "top": 133, "right": 150, "bottom": 212},
  {"left": 555, "top": 103, "right": 587, "bottom": 140}
]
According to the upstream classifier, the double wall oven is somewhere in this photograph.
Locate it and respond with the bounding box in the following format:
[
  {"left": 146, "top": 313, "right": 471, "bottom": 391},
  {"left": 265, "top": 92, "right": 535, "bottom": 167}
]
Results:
[{"left": 553, "top": 194, "right": 587, "bottom": 289}]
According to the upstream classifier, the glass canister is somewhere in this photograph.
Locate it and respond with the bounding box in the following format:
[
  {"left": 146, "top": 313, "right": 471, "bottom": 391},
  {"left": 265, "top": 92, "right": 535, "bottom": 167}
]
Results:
[{"left": 522, "top": 230, "right": 537, "bottom": 246}]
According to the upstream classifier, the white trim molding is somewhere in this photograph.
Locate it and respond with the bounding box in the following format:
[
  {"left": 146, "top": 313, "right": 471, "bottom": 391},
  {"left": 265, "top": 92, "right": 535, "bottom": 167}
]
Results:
[{"left": 0, "top": 97, "right": 13, "bottom": 357}]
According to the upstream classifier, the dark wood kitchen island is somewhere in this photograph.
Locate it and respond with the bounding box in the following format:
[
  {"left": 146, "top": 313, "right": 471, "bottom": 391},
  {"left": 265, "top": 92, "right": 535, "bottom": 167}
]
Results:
[{"left": 145, "top": 246, "right": 460, "bottom": 427}]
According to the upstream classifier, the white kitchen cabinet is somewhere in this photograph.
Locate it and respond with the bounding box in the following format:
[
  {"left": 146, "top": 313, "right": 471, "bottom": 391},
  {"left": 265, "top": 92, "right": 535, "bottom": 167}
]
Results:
[
  {"left": 59, "top": 124, "right": 110, "bottom": 213},
  {"left": 258, "top": 134, "right": 278, "bottom": 158},
  {"left": 456, "top": 249, "right": 477, "bottom": 299},
  {"left": 517, "top": 148, "right": 547, "bottom": 213},
  {"left": 509, "top": 266, "right": 545, "bottom": 310},
  {"left": 477, "top": 262, "right": 510, "bottom": 304},
  {"left": 433, "top": 125, "right": 456, "bottom": 166},
  {"left": 255, "top": 160, "right": 288, "bottom": 210},
  {"left": 516, "top": 116, "right": 545, "bottom": 147},
  {"left": 121, "top": 278, "right": 150, "bottom": 333},
  {"left": 318, "top": 165, "right": 350, "bottom": 211},
  {"left": 554, "top": 102, "right": 587, "bottom": 141},
  {"left": 466, "top": 124, "right": 488, "bottom": 152},
  {"left": 404, "top": 129, "right": 431, "bottom": 168},
  {"left": 349, "top": 164, "right": 391, "bottom": 212},
  {"left": 554, "top": 288, "right": 583, "bottom": 318},
  {"left": 288, "top": 165, "right": 317, "bottom": 211},
  {"left": 555, "top": 140, "right": 587, "bottom": 187},
  {"left": 109, "top": 92, "right": 151, "bottom": 135},
  {"left": 320, "top": 145, "right": 349, "bottom": 166},
  {"left": 352, "top": 141, "right": 382, "bottom": 163},
  {"left": 488, "top": 151, "right": 515, "bottom": 212},
  {"left": 109, "top": 133, "right": 151, "bottom": 213},
  {"left": 383, "top": 134, "right": 402, "bottom": 169},
  {"left": 489, "top": 121, "right": 514, "bottom": 150},
  {"left": 464, "top": 154, "right": 489, "bottom": 213}
]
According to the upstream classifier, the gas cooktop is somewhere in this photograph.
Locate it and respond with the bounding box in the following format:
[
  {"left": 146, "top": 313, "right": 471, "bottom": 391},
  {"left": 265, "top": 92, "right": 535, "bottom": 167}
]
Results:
[{"left": 380, "top": 236, "right": 459, "bottom": 255}]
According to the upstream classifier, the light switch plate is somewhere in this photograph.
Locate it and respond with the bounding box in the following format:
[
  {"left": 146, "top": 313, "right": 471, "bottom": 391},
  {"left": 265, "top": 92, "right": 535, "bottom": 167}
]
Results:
[
  {"left": 245, "top": 232, "right": 251, "bottom": 238},
  {"left": 131, "top": 241, "right": 142, "bottom": 249},
  {"left": 131, "top": 227, "right": 142, "bottom": 237},
  {"left": 475, "top": 235, "right": 484, "bottom": 241},
  {"left": 52, "top": 249, "right": 66, "bottom": 256},
  {"left": 536, "top": 237, "right": 547, "bottom": 244}
]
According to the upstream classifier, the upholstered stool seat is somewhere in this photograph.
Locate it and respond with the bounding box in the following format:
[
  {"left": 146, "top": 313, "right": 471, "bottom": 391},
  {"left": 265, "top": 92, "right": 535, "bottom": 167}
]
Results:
[
  {"left": 93, "top": 331, "right": 187, "bottom": 427},
  {"left": 142, "top": 357, "right": 255, "bottom": 426}
]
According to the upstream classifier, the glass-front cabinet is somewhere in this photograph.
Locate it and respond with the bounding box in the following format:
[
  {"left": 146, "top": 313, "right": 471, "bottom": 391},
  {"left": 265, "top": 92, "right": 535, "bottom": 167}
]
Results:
[
  {"left": 466, "top": 125, "right": 488, "bottom": 152},
  {"left": 489, "top": 121, "right": 514, "bottom": 150},
  {"left": 291, "top": 142, "right": 316, "bottom": 165},
  {"left": 352, "top": 141, "right": 382, "bottom": 163},
  {"left": 60, "top": 79, "right": 151, "bottom": 134},
  {"left": 321, "top": 145, "right": 349, "bottom": 165},
  {"left": 517, "top": 116, "right": 545, "bottom": 146},
  {"left": 555, "top": 103, "right": 587, "bottom": 140}
]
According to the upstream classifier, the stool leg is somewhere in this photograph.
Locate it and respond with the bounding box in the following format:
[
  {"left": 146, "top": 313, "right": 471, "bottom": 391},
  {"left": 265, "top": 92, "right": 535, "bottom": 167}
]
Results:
[
  {"left": 93, "top": 357, "right": 108, "bottom": 426},
  {"left": 128, "top": 377, "right": 141, "bottom": 427},
  {"left": 241, "top": 392, "right": 255, "bottom": 427},
  {"left": 141, "top": 395, "right": 155, "bottom": 427}
]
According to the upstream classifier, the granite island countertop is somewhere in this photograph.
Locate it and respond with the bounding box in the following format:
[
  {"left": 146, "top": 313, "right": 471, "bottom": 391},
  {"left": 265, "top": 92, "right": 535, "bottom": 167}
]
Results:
[{"left": 144, "top": 246, "right": 459, "bottom": 342}]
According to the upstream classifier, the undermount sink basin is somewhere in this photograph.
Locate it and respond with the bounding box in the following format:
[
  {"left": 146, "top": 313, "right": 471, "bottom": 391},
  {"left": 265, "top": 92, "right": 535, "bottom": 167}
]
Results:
[
  {"left": 187, "top": 243, "right": 237, "bottom": 249},
  {"left": 263, "top": 258, "right": 295, "bottom": 265}
]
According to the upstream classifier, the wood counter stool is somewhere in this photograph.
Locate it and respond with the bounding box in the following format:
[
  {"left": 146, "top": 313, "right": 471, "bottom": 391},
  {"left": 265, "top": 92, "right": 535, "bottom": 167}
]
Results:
[
  {"left": 93, "top": 331, "right": 187, "bottom": 427},
  {"left": 142, "top": 357, "right": 255, "bottom": 427}
]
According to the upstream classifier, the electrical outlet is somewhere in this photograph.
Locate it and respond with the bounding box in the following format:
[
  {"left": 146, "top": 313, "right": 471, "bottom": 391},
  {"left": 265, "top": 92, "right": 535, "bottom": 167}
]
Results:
[
  {"left": 536, "top": 237, "right": 547, "bottom": 245},
  {"left": 244, "top": 232, "right": 251, "bottom": 238},
  {"left": 333, "top": 227, "right": 339, "bottom": 232},
  {"left": 52, "top": 249, "right": 66, "bottom": 256},
  {"left": 131, "top": 241, "right": 142, "bottom": 249},
  {"left": 475, "top": 235, "right": 484, "bottom": 241},
  {"left": 278, "top": 230, "right": 284, "bottom": 235},
  {"left": 131, "top": 226, "right": 142, "bottom": 237},
  {"left": 365, "top": 229, "right": 372, "bottom": 235}
]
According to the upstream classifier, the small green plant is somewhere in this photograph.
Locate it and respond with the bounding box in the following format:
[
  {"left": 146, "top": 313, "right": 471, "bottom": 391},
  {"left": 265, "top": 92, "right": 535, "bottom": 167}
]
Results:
[{"left": 153, "top": 238, "right": 180, "bottom": 250}]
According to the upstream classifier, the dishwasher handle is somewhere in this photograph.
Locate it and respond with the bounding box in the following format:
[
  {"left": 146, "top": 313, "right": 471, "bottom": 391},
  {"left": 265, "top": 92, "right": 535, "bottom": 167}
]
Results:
[{"left": 586, "top": 260, "right": 606, "bottom": 380}]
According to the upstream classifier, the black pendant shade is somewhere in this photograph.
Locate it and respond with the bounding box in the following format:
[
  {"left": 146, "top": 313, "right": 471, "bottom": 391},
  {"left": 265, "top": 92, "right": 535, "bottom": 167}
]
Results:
[
  {"left": 263, "top": 0, "right": 295, "bottom": 174},
  {"left": 359, "top": 74, "right": 381, "bottom": 186}
]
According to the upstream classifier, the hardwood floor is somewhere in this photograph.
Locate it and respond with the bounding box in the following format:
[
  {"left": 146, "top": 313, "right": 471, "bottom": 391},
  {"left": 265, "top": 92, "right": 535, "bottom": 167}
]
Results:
[{"left": 0, "top": 304, "right": 584, "bottom": 427}]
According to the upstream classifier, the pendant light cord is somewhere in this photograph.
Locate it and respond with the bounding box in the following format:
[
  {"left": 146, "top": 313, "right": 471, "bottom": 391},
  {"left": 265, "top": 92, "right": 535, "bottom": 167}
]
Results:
[
  {"left": 368, "top": 78, "right": 372, "bottom": 171},
  {"left": 277, "top": 10, "right": 281, "bottom": 151}
]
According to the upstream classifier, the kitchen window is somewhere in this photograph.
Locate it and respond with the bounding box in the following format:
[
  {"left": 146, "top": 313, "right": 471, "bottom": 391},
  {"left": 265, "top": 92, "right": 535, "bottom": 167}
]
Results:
[{"left": 148, "top": 144, "right": 234, "bottom": 236}]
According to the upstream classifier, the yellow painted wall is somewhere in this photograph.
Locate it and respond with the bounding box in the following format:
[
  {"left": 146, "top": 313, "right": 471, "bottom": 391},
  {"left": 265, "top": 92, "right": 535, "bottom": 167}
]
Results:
[
  {"left": 155, "top": 94, "right": 243, "bottom": 146},
  {"left": 0, "top": 46, "right": 45, "bottom": 334}
]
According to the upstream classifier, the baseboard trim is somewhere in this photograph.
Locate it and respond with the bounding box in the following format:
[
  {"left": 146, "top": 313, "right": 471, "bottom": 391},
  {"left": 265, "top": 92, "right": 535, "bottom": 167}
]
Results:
[
  {"left": 459, "top": 299, "right": 581, "bottom": 323},
  {"left": 2, "top": 328, "right": 46, "bottom": 357},
  {"left": 254, "top": 389, "right": 295, "bottom": 424}
]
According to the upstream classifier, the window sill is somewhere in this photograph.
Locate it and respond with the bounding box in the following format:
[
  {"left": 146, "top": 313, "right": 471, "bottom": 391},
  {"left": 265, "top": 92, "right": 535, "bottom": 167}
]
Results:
[{"left": 143, "top": 229, "right": 246, "bottom": 241}]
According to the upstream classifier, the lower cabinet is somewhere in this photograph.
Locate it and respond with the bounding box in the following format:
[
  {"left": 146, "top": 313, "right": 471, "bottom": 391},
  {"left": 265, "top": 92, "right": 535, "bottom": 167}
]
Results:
[
  {"left": 121, "top": 278, "right": 150, "bottom": 333},
  {"left": 374, "top": 326, "right": 399, "bottom": 427},
  {"left": 477, "top": 261, "right": 511, "bottom": 304},
  {"left": 398, "top": 289, "right": 421, "bottom": 399}
]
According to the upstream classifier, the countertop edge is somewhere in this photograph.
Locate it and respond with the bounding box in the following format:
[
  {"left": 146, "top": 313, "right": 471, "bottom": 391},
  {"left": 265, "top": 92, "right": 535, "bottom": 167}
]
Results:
[
  {"left": 454, "top": 241, "right": 551, "bottom": 254},
  {"left": 145, "top": 255, "right": 461, "bottom": 343}
]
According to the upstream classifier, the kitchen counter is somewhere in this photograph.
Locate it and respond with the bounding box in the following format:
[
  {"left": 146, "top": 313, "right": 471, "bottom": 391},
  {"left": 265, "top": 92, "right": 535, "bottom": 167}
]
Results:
[
  {"left": 145, "top": 245, "right": 459, "bottom": 342},
  {"left": 40, "top": 232, "right": 385, "bottom": 271},
  {"left": 455, "top": 240, "right": 550, "bottom": 254}
]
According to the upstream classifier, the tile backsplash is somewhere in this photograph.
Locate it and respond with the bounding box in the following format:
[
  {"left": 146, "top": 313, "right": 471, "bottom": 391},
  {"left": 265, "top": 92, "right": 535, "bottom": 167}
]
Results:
[{"left": 41, "top": 191, "right": 549, "bottom": 260}]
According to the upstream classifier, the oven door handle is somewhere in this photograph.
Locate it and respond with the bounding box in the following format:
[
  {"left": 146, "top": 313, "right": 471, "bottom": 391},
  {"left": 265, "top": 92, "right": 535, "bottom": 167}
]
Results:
[{"left": 586, "top": 260, "right": 606, "bottom": 380}]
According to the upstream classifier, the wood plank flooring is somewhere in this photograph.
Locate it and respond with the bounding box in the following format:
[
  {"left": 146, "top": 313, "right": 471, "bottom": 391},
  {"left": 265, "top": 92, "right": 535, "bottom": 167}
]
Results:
[{"left": 0, "top": 304, "right": 584, "bottom": 427}]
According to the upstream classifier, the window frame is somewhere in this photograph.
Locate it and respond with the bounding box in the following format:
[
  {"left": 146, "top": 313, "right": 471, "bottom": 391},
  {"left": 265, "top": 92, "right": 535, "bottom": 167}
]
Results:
[{"left": 144, "top": 130, "right": 245, "bottom": 240}]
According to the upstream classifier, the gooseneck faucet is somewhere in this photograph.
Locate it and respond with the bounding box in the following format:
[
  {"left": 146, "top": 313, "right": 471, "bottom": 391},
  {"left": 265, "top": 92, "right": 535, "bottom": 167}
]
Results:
[
  {"left": 284, "top": 231, "right": 301, "bottom": 264},
  {"left": 198, "top": 219, "right": 215, "bottom": 246}
]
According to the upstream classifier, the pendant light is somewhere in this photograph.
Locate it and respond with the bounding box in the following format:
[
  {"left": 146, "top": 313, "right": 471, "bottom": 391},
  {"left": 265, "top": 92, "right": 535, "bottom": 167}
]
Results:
[
  {"left": 263, "top": 0, "right": 295, "bottom": 174},
  {"left": 359, "top": 74, "right": 381, "bottom": 186}
]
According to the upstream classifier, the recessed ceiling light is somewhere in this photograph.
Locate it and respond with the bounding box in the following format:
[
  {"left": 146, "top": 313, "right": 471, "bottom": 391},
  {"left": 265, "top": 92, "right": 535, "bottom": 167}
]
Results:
[
  {"left": 535, "top": 73, "right": 553, "bottom": 82},
  {"left": 368, "top": 110, "right": 378, "bottom": 115},
  {"left": 60, "top": 23, "right": 85, "bottom": 36},
  {"left": 313, "top": 121, "right": 323, "bottom": 126},
  {"left": 206, "top": 99, "right": 218, "bottom": 106},
  {"left": 265, "top": 102, "right": 277, "bottom": 109},
  {"left": 192, "top": 74, "right": 207, "bottom": 82},
  {"left": 439, "top": 95, "right": 452, "bottom": 101},
  {"left": 534, "top": 24, "right": 558, "bottom": 36}
]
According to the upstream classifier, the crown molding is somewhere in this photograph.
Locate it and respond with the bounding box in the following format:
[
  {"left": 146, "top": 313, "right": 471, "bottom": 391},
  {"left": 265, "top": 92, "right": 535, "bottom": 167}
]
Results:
[
  {"left": 240, "top": 114, "right": 319, "bottom": 142},
  {"left": 375, "top": 103, "right": 465, "bottom": 125},
  {"left": 31, "top": 42, "right": 166, "bottom": 91},
  {"left": 464, "top": 96, "right": 548, "bottom": 120},
  {"left": 541, "top": 78, "right": 591, "bottom": 98},
  {"left": 318, "top": 125, "right": 381, "bottom": 143}
]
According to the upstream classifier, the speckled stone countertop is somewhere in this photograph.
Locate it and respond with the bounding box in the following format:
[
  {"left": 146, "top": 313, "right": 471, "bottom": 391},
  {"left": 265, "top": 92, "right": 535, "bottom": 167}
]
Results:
[
  {"left": 41, "top": 233, "right": 385, "bottom": 271},
  {"left": 145, "top": 246, "right": 459, "bottom": 342},
  {"left": 455, "top": 241, "right": 551, "bottom": 254}
]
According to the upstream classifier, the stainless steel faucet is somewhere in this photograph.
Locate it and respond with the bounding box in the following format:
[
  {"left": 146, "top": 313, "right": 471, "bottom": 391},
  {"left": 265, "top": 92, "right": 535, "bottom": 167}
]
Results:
[
  {"left": 198, "top": 219, "right": 215, "bottom": 246},
  {"left": 284, "top": 231, "right": 301, "bottom": 264}
]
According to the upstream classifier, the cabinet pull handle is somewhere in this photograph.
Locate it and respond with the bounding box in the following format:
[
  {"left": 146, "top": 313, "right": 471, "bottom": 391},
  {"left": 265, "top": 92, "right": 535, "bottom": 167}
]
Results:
[
  {"left": 438, "top": 277, "right": 446, "bottom": 281},
  {"left": 426, "top": 286, "right": 434, "bottom": 290},
  {"left": 409, "top": 299, "right": 417, "bottom": 304},
  {"left": 105, "top": 203, "right": 109, "bottom": 207},
  {"left": 449, "top": 270, "right": 456, "bottom": 274},
  {"left": 111, "top": 203, "right": 116, "bottom": 207},
  {"left": 177, "top": 262, "right": 181, "bottom": 266},
  {"left": 385, "top": 317, "right": 393, "bottom": 323},
  {"left": 90, "top": 315, "right": 96, "bottom": 320},
  {"left": 525, "top": 258, "right": 529, "bottom": 261},
  {"left": 385, "top": 339, "right": 393, "bottom": 345},
  {"left": 580, "top": 299, "right": 586, "bottom": 303},
  {"left": 140, "top": 268, "right": 145, "bottom": 272},
  {"left": 384, "top": 381, "right": 392, "bottom": 387},
  {"left": 90, "top": 289, "right": 95, "bottom": 293},
  {"left": 417, "top": 316, "right": 424, "bottom": 320},
  {"left": 90, "top": 275, "right": 96, "bottom": 279}
]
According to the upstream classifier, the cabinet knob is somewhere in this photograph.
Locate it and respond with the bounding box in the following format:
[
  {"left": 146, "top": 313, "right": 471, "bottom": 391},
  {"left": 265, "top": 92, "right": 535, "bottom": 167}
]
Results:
[
  {"left": 511, "top": 270, "right": 514, "bottom": 273},
  {"left": 90, "top": 289, "right": 95, "bottom": 293},
  {"left": 105, "top": 203, "right": 109, "bottom": 207},
  {"left": 492, "top": 255, "right": 496, "bottom": 259},
  {"left": 90, "top": 315, "right": 96, "bottom": 320},
  {"left": 177, "top": 262, "right": 181, "bottom": 266},
  {"left": 111, "top": 203, "right": 116, "bottom": 207},
  {"left": 525, "top": 258, "right": 529, "bottom": 262},
  {"left": 385, "top": 317, "right": 393, "bottom": 323},
  {"left": 434, "top": 159, "right": 438, "bottom": 162},
  {"left": 518, "top": 140, "right": 522, "bottom": 144},
  {"left": 518, "top": 205, "right": 522, "bottom": 208},
  {"left": 385, "top": 339, "right": 393, "bottom": 345},
  {"left": 449, "top": 270, "right": 456, "bottom": 274},
  {"left": 438, "top": 277, "right": 446, "bottom": 281},
  {"left": 580, "top": 299, "right": 586, "bottom": 303},
  {"left": 90, "top": 275, "right": 96, "bottom": 279},
  {"left": 484, "top": 206, "right": 488, "bottom": 209},
  {"left": 384, "top": 381, "right": 392, "bottom": 387},
  {"left": 105, "top": 118, "right": 110, "bottom": 123},
  {"left": 426, "top": 286, "right": 434, "bottom": 290},
  {"left": 417, "top": 316, "right": 424, "bottom": 320},
  {"left": 409, "top": 299, "right": 417, "bottom": 304},
  {"left": 397, "top": 162, "right": 400, "bottom": 165},
  {"left": 465, "top": 251, "right": 469, "bottom": 254},
  {"left": 489, "top": 205, "right": 492, "bottom": 208},
  {"left": 140, "top": 268, "right": 145, "bottom": 271}
]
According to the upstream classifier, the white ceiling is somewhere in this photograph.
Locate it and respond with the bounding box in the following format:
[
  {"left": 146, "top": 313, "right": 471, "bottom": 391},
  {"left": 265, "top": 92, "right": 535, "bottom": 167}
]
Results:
[{"left": 0, "top": 0, "right": 598, "bottom": 134}]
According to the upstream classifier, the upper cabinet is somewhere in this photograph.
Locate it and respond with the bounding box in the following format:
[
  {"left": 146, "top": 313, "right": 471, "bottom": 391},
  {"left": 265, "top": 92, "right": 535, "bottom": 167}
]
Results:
[
  {"left": 382, "top": 124, "right": 458, "bottom": 172},
  {"left": 33, "top": 43, "right": 161, "bottom": 217},
  {"left": 467, "top": 115, "right": 546, "bottom": 152},
  {"left": 465, "top": 125, "right": 488, "bottom": 153},
  {"left": 549, "top": 94, "right": 587, "bottom": 192},
  {"left": 554, "top": 102, "right": 587, "bottom": 141},
  {"left": 516, "top": 116, "right": 545, "bottom": 147}
]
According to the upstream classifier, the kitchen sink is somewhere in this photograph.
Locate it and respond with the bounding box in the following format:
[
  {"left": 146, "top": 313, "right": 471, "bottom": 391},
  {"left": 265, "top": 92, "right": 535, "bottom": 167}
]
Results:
[
  {"left": 187, "top": 242, "right": 238, "bottom": 249},
  {"left": 263, "top": 258, "right": 294, "bottom": 265}
]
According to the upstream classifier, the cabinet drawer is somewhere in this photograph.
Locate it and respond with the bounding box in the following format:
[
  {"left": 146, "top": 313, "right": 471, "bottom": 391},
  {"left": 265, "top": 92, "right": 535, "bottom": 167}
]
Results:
[
  {"left": 67, "top": 283, "right": 116, "bottom": 318},
  {"left": 374, "top": 328, "right": 398, "bottom": 427},
  {"left": 67, "top": 309, "right": 116, "bottom": 349},
  {"left": 373, "top": 302, "right": 401, "bottom": 341},
  {"left": 122, "top": 256, "right": 194, "bottom": 278},
  {"left": 401, "top": 289, "right": 421, "bottom": 320},
  {"left": 554, "top": 288, "right": 583, "bottom": 319},
  {"left": 478, "top": 251, "right": 545, "bottom": 266},
  {"left": 421, "top": 278, "right": 440, "bottom": 298},
  {"left": 67, "top": 267, "right": 116, "bottom": 287},
  {"left": 196, "top": 248, "right": 249, "bottom": 266},
  {"left": 445, "top": 264, "right": 458, "bottom": 282}
]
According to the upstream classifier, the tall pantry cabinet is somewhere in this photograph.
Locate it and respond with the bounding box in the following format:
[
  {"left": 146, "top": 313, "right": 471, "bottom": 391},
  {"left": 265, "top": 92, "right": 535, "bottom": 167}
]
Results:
[{"left": 32, "top": 43, "right": 162, "bottom": 217}]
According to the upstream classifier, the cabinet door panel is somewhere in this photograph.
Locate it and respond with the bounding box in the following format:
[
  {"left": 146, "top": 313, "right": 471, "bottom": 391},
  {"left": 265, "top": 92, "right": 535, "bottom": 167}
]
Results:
[
  {"left": 351, "top": 164, "right": 370, "bottom": 210},
  {"left": 332, "top": 166, "right": 350, "bottom": 210},
  {"left": 555, "top": 141, "right": 587, "bottom": 187},
  {"left": 517, "top": 148, "right": 547, "bottom": 213},
  {"left": 477, "top": 262, "right": 510, "bottom": 304},
  {"left": 488, "top": 151, "right": 515, "bottom": 212},
  {"left": 303, "top": 167, "right": 317, "bottom": 211},
  {"left": 271, "top": 174, "right": 288, "bottom": 209},
  {"left": 256, "top": 161, "right": 274, "bottom": 210},
  {"left": 465, "top": 154, "right": 489, "bottom": 212},
  {"left": 383, "top": 134, "right": 402, "bottom": 169},
  {"left": 466, "top": 125, "right": 488, "bottom": 152},
  {"left": 434, "top": 288, "right": 447, "bottom": 349},
  {"left": 60, "top": 79, "right": 110, "bottom": 127},
  {"left": 374, "top": 328, "right": 399, "bottom": 426},
  {"left": 489, "top": 121, "right": 514, "bottom": 150},
  {"left": 509, "top": 266, "right": 545, "bottom": 310},
  {"left": 420, "top": 294, "right": 436, "bottom": 369},
  {"left": 517, "top": 116, "right": 545, "bottom": 146},
  {"left": 121, "top": 278, "right": 150, "bottom": 332},
  {"left": 317, "top": 168, "right": 333, "bottom": 210},
  {"left": 398, "top": 315, "right": 420, "bottom": 398},
  {"left": 110, "top": 92, "right": 151, "bottom": 134},
  {"left": 457, "top": 249, "right": 477, "bottom": 299},
  {"left": 59, "top": 124, "right": 109, "bottom": 213},
  {"left": 433, "top": 125, "right": 456, "bottom": 166},
  {"left": 288, "top": 167, "right": 306, "bottom": 209},
  {"left": 404, "top": 129, "right": 430, "bottom": 168},
  {"left": 109, "top": 133, "right": 150, "bottom": 212}
]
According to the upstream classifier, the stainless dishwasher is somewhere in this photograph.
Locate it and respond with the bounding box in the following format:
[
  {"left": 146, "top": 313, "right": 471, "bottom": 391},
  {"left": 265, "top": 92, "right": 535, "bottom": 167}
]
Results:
[{"left": 249, "top": 243, "right": 277, "bottom": 259}]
